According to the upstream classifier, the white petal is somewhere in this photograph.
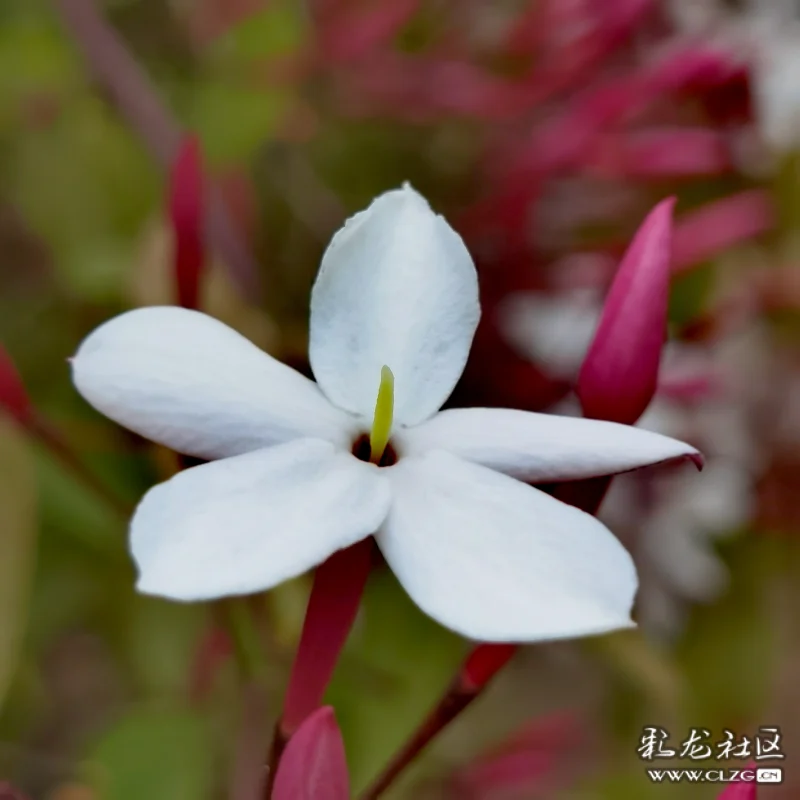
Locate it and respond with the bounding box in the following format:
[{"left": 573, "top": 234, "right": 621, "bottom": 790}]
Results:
[
  {"left": 72, "top": 306, "right": 357, "bottom": 459},
  {"left": 308, "top": 185, "right": 480, "bottom": 425},
  {"left": 377, "top": 451, "right": 637, "bottom": 642},
  {"left": 132, "top": 438, "right": 390, "bottom": 600},
  {"left": 397, "top": 408, "right": 701, "bottom": 482}
]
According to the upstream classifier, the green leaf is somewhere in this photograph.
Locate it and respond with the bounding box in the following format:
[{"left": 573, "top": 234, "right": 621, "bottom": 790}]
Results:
[
  {"left": 0, "top": 17, "right": 80, "bottom": 126},
  {"left": 35, "top": 443, "right": 127, "bottom": 559},
  {"left": 215, "top": 1, "right": 306, "bottom": 61},
  {"left": 8, "top": 94, "right": 159, "bottom": 303},
  {"left": 0, "top": 416, "right": 37, "bottom": 711},
  {"left": 187, "top": 79, "right": 286, "bottom": 165},
  {"left": 125, "top": 597, "right": 207, "bottom": 696},
  {"left": 87, "top": 707, "right": 216, "bottom": 800}
]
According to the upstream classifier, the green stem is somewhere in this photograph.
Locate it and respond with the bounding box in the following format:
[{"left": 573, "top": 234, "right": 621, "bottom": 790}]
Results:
[{"left": 223, "top": 598, "right": 267, "bottom": 683}]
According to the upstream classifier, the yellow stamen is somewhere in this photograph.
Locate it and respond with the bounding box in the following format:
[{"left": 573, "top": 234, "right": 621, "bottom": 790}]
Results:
[{"left": 369, "top": 365, "right": 395, "bottom": 463}]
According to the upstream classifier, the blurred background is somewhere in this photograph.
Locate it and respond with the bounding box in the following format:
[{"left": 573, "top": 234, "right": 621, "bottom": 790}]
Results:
[{"left": 1, "top": 0, "right": 799, "bottom": 797}]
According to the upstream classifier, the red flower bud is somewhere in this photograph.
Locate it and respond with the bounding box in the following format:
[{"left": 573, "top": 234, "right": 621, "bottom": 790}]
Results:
[
  {"left": 169, "top": 135, "right": 205, "bottom": 310},
  {"left": 0, "top": 344, "right": 31, "bottom": 425},
  {"left": 272, "top": 707, "right": 349, "bottom": 800},
  {"left": 578, "top": 197, "right": 675, "bottom": 424}
]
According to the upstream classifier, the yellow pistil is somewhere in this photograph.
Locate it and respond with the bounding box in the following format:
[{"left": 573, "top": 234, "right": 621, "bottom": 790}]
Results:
[{"left": 369, "top": 365, "right": 395, "bottom": 463}]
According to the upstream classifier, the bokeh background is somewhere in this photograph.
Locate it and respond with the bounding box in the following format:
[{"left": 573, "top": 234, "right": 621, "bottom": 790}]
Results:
[{"left": 1, "top": 0, "right": 799, "bottom": 797}]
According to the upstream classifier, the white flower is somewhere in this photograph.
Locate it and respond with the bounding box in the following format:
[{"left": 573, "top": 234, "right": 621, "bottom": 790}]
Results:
[{"left": 70, "top": 186, "right": 700, "bottom": 643}]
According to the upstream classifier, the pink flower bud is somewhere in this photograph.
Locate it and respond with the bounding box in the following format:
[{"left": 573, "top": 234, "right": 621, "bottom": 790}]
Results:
[
  {"left": 272, "top": 707, "right": 350, "bottom": 800},
  {"left": 0, "top": 344, "right": 31, "bottom": 425},
  {"left": 169, "top": 135, "right": 205, "bottom": 310},
  {"left": 577, "top": 198, "right": 675, "bottom": 424}
]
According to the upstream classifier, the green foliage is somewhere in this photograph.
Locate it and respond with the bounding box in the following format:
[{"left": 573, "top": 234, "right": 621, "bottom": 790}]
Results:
[
  {"left": 86, "top": 707, "right": 216, "bottom": 800},
  {"left": 0, "top": 419, "right": 37, "bottom": 712},
  {"left": 678, "top": 533, "right": 774, "bottom": 725},
  {"left": 213, "top": 0, "right": 306, "bottom": 61},
  {"left": 186, "top": 78, "right": 286, "bottom": 166}
]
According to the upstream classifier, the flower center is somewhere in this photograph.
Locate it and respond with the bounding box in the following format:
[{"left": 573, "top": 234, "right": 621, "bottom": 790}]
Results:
[{"left": 351, "top": 365, "right": 397, "bottom": 467}]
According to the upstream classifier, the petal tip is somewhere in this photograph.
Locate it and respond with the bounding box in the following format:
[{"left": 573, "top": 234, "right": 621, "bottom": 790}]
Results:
[
  {"left": 689, "top": 449, "right": 705, "bottom": 470},
  {"left": 656, "top": 195, "right": 678, "bottom": 215},
  {"left": 391, "top": 181, "right": 432, "bottom": 210}
]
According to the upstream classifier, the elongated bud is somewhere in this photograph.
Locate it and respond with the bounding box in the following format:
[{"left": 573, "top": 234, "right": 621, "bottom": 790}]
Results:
[
  {"left": 0, "top": 344, "right": 31, "bottom": 425},
  {"left": 272, "top": 707, "right": 349, "bottom": 800},
  {"left": 169, "top": 135, "right": 205, "bottom": 310},
  {"left": 577, "top": 197, "right": 675, "bottom": 424}
]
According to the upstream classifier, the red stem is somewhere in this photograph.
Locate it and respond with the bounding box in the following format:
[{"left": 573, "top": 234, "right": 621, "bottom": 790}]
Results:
[
  {"left": 263, "top": 538, "right": 374, "bottom": 798},
  {"left": 358, "top": 643, "right": 516, "bottom": 800},
  {"left": 359, "top": 681, "right": 476, "bottom": 800}
]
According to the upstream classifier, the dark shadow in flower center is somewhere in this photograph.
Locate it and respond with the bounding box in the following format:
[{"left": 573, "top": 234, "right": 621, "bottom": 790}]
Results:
[{"left": 352, "top": 433, "right": 397, "bottom": 467}]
